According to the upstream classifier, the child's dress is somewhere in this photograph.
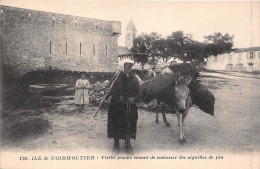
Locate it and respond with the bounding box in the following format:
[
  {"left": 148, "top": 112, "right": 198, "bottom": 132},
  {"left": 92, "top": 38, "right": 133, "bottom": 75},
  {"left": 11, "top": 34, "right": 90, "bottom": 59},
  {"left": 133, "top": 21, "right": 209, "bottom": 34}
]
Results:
[{"left": 75, "top": 79, "right": 90, "bottom": 105}]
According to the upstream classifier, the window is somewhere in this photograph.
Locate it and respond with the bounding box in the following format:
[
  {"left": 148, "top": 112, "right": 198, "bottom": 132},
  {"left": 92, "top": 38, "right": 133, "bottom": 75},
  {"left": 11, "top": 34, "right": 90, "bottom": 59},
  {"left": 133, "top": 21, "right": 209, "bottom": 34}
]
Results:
[
  {"left": 66, "top": 42, "right": 67, "bottom": 55},
  {"left": 29, "top": 12, "right": 31, "bottom": 21},
  {"left": 93, "top": 44, "right": 95, "bottom": 56},
  {"left": 226, "top": 64, "right": 233, "bottom": 71},
  {"left": 228, "top": 54, "right": 232, "bottom": 61},
  {"left": 0, "top": 9, "right": 3, "bottom": 26},
  {"left": 0, "top": 9, "right": 3, "bottom": 21},
  {"left": 106, "top": 45, "right": 108, "bottom": 56},
  {"left": 248, "top": 63, "right": 254, "bottom": 71},
  {"left": 214, "top": 56, "right": 218, "bottom": 62},
  {"left": 75, "top": 18, "right": 77, "bottom": 26},
  {"left": 236, "top": 64, "right": 243, "bottom": 71},
  {"left": 80, "top": 43, "right": 81, "bottom": 55},
  {"left": 238, "top": 53, "right": 242, "bottom": 61},
  {"left": 95, "top": 25, "right": 98, "bottom": 29},
  {"left": 50, "top": 41, "right": 52, "bottom": 54},
  {"left": 52, "top": 15, "right": 55, "bottom": 24},
  {"left": 248, "top": 52, "right": 255, "bottom": 59}
]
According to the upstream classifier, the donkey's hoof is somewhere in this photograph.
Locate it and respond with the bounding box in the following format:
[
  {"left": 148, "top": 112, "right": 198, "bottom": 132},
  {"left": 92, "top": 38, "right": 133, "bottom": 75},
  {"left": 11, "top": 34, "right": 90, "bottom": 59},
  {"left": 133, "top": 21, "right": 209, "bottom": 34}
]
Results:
[
  {"left": 179, "top": 138, "right": 186, "bottom": 145},
  {"left": 165, "top": 122, "right": 171, "bottom": 127}
]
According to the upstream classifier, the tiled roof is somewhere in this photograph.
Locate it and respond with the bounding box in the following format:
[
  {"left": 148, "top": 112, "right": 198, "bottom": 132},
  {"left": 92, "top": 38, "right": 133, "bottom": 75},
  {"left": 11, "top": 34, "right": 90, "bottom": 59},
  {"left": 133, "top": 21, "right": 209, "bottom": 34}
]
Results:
[
  {"left": 118, "top": 46, "right": 131, "bottom": 56},
  {"left": 235, "top": 46, "right": 260, "bottom": 53}
]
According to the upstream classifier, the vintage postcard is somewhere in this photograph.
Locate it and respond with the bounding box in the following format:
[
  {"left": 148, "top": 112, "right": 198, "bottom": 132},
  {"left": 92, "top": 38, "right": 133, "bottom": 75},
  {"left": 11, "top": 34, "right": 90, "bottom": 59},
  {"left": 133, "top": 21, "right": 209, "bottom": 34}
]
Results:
[{"left": 0, "top": 0, "right": 259, "bottom": 169}]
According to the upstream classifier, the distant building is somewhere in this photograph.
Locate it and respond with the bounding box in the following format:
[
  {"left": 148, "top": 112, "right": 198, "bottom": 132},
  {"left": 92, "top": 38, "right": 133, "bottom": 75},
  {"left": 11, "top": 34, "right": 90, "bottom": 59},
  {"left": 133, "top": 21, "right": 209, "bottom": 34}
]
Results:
[
  {"left": 117, "top": 19, "right": 137, "bottom": 68},
  {"left": 0, "top": 6, "right": 121, "bottom": 77},
  {"left": 125, "top": 18, "right": 137, "bottom": 49},
  {"left": 206, "top": 47, "right": 260, "bottom": 72}
]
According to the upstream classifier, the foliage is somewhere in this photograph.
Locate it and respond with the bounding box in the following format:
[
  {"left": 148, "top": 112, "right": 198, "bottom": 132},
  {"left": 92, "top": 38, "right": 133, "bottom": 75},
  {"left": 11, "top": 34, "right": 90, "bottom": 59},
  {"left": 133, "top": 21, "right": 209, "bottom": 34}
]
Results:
[
  {"left": 204, "top": 32, "right": 234, "bottom": 56},
  {"left": 131, "top": 31, "right": 234, "bottom": 66},
  {"left": 130, "top": 34, "right": 150, "bottom": 72}
]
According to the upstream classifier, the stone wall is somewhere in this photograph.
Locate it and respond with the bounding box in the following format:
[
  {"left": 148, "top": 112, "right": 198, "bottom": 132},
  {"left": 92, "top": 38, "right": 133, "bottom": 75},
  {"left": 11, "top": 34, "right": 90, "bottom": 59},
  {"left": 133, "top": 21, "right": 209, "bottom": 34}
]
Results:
[{"left": 0, "top": 6, "right": 121, "bottom": 77}]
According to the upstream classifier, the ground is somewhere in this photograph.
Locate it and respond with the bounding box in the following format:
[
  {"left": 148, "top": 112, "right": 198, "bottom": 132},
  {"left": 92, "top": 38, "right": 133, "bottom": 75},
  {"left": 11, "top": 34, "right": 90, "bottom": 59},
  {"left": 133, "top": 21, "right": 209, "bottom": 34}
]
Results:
[{"left": 1, "top": 71, "right": 260, "bottom": 154}]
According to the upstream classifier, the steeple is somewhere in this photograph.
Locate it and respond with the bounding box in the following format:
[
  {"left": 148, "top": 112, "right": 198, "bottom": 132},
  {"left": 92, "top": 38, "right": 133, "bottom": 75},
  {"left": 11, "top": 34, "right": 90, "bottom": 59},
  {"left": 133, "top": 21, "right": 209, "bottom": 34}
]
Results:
[
  {"left": 125, "top": 18, "right": 137, "bottom": 31},
  {"left": 125, "top": 18, "right": 137, "bottom": 49}
]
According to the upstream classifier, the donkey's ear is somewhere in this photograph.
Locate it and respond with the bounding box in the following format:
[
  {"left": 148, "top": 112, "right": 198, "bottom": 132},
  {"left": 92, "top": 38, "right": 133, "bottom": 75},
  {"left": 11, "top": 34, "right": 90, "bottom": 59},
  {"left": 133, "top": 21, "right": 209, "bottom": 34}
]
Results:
[
  {"left": 177, "top": 71, "right": 181, "bottom": 80},
  {"left": 184, "top": 74, "right": 194, "bottom": 85}
]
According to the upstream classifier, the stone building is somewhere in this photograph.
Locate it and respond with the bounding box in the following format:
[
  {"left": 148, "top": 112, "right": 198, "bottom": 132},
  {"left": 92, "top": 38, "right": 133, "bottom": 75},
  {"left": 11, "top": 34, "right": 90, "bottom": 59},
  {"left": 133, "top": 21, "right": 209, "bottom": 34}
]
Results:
[
  {"left": 0, "top": 6, "right": 121, "bottom": 77},
  {"left": 206, "top": 47, "right": 260, "bottom": 72}
]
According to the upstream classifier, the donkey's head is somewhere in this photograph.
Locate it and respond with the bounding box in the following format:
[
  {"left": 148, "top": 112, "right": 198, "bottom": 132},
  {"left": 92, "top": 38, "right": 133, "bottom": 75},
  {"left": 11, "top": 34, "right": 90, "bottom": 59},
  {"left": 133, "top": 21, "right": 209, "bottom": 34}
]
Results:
[{"left": 174, "top": 72, "right": 194, "bottom": 113}]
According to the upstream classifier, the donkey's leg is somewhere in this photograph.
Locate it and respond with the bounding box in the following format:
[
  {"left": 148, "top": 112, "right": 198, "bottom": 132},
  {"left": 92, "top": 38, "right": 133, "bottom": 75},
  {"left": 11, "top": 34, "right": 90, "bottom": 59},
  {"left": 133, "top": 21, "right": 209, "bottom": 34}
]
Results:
[
  {"left": 162, "top": 104, "right": 170, "bottom": 127},
  {"left": 162, "top": 112, "right": 170, "bottom": 127},
  {"left": 181, "top": 112, "right": 188, "bottom": 143},
  {"left": 181, "top": 99, "right": 192, "bottom": 143},
  {"left": 156, "top": 112, "right": 159, "bottom": 124},
  {"left": 177, "top": 112, "right": 185, "bottom": 144},
  {"left": 155, "top": 102, "right": 160, "bottom": 124}
]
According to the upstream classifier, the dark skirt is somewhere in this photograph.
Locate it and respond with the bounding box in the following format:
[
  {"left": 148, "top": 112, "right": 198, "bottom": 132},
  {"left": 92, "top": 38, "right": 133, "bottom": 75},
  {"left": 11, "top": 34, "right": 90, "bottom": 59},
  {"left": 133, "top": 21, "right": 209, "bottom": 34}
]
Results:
[{"left": 107, "top": 97, "right": 138, "bottom": 140}]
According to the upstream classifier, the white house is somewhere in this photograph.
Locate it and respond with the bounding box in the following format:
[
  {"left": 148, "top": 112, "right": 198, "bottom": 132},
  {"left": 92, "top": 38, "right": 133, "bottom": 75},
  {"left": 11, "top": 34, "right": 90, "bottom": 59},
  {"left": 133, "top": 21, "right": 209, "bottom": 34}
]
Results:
[{"left": 206, "top": 47, "right": 260, "bottom": 72}]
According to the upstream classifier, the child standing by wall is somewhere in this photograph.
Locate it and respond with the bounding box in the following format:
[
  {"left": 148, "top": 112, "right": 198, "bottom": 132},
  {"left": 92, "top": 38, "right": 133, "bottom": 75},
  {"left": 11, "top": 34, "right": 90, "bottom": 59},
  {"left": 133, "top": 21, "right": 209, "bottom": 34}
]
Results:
[{"left": 75, "top": 72, "right": 90, "bottom": 111}]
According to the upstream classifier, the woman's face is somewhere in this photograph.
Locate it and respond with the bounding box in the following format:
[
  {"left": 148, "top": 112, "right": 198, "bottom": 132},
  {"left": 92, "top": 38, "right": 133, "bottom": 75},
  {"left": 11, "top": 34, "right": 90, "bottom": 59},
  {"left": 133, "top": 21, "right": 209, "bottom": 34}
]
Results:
[{"left": 124, "top": 63, "right": 133, "bottom": 74}]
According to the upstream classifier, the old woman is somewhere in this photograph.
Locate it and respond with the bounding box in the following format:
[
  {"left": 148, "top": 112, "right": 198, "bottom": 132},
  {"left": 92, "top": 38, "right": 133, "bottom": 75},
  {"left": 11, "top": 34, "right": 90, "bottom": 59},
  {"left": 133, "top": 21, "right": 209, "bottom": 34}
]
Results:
[{"left": 106, "top": 58, "right": 140, "bottom": 150}]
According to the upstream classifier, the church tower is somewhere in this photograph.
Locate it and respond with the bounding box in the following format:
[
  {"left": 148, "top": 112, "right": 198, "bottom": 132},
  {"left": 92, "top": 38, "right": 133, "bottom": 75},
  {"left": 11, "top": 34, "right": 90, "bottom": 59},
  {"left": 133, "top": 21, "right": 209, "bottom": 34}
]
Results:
[{"left": 125, "top": 18, "right": 137, "bottom": 49}]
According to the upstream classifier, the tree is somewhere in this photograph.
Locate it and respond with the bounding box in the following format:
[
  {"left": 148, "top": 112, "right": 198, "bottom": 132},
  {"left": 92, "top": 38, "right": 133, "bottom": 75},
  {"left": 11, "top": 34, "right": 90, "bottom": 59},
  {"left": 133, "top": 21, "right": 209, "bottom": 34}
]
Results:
[
  {"left": 143, "top": 32, "right": 162, "bottom": 66},
  {"left": 165, "top": 32, "right": 234, "bottom": 63},
  {"left": 166, "top": 31, "right": 193, "bottom": 62},
  {"left": 184, "top": 40, "right": 207, "bottom": 63},
  {"left": 131, "top": 35, "right": 150, "bottom": 76},
  {"left": 204, "top": 32, "right": 234, "bottom": 56},
  {"left": 152, "top": 38, "right": 168, "bottom": 62},
  {"left": 131, "top": 31, "right": 234, "bottom": 70}
]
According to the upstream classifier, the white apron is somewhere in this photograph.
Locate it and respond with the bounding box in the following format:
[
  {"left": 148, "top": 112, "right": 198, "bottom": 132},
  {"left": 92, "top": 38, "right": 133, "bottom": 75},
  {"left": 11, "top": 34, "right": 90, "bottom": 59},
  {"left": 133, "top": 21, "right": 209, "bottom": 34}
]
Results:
[{"left": 75, "top": 79, "right": 90, "bottom": 105}]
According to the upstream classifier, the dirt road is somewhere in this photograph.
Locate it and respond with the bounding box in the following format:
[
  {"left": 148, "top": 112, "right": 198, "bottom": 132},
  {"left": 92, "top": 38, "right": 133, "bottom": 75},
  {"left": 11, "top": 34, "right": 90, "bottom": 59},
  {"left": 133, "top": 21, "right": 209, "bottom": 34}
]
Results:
[{"left": 1, "top": 71, "right": 260, "bottom": 154}]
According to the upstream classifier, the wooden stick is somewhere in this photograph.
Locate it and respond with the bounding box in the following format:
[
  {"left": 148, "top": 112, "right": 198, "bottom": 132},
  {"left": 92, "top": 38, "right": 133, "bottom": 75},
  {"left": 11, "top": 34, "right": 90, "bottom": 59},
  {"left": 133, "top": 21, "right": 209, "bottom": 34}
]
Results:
[
  {"left": 93, "top": 71, "right": 121, "bottom": 118},
  {"left": 126, "top": 101, "right": 131, "bottom": 147}
]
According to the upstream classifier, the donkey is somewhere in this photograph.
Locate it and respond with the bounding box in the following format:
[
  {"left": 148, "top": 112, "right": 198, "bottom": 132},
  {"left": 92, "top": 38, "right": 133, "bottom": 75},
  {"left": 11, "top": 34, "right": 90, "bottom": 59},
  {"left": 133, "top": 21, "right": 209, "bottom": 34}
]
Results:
[
  {"left": 141, "top": 72, "right": 194, "bottom": 144},
  {"left": 156, "top": 72, "right": 193, "bottom": 144}
]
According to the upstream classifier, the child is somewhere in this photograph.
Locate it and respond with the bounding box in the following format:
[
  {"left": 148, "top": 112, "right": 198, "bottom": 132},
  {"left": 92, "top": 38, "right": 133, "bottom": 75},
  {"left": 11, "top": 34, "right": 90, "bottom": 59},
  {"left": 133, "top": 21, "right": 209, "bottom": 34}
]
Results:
[{"left": 75, "top": 72, "right": 90, "bottom": 110}]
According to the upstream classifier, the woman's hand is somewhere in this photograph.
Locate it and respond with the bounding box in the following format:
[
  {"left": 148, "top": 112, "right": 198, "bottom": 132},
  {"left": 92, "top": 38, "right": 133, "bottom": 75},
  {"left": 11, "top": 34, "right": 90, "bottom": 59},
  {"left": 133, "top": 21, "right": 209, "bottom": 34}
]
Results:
[
  {"left": 127, "top": 97, "right": 135, "bottom": 104},
  {"left": 105, "top": 88, "right": 111, "bottom": 94},
  {"left": 119, "top": 96, "right": 125, "bottom": 102}
]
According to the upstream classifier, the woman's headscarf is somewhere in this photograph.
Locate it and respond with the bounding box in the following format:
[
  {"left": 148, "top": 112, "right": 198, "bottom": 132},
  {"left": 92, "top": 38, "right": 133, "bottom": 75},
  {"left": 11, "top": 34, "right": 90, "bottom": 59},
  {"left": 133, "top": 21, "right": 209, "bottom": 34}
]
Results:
[{"left": 118, "top": 57, "right": 135, "bottom": 71}]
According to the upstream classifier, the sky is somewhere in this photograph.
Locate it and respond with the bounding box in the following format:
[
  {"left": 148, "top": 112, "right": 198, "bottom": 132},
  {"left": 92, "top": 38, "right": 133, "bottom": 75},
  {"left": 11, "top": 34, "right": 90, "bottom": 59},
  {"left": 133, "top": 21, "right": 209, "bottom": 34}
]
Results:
[{"left": 1, "top": 0, "right": 260, "bottom": 48}]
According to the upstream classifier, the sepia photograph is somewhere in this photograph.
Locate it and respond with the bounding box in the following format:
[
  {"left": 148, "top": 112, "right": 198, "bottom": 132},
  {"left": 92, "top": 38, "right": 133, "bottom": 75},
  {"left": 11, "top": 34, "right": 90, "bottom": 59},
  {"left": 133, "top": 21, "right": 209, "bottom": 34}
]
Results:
[{"left": 0, "top": 0, "right": 260, "bottom": 169}]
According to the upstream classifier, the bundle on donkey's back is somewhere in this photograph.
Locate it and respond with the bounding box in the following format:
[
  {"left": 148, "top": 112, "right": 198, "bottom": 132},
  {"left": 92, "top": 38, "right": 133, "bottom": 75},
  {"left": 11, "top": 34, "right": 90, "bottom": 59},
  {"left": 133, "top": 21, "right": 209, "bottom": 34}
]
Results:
[{"left": 140, "top": 63, "right": 215, "bottom": 116}]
